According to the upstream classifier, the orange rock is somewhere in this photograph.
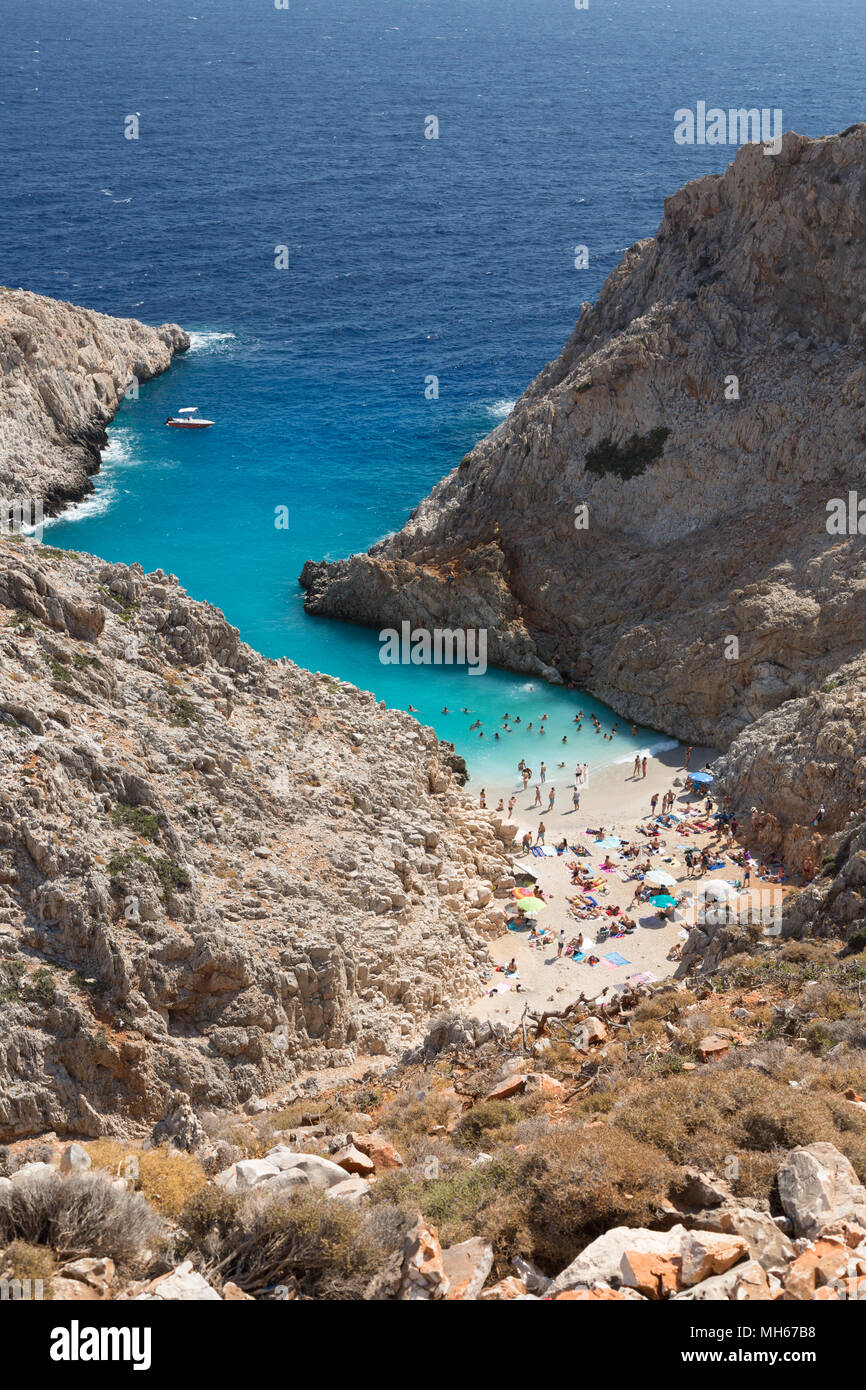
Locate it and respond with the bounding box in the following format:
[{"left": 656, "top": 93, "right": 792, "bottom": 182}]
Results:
[
  {"left": 486, "top": 1075, "right": 527, "bottom": 1101},
  {"left": 843, "top": 1087, "right": 864, "bottom": 1103},
  {"left": 479, "top": 1276, "right": 527, "bottom": 1300},
  {"left": 784, "top": 1239, "right": 850, "bottom": 1300},
  {"left": 680, "top": 1231, "right": 750, "bottom": 1287},
  {"left": 697, "top": 1035, "right": 730, "bottom": 1061},
  {"left": 526, "top": 1072, "right": 567, "bottom": 1098},
  {"left": 353, "top": 1135, "right": 403, "bottom": 1171},
  {"left": 620, "top": 1249, "right": 682, "bottom": 1299}
]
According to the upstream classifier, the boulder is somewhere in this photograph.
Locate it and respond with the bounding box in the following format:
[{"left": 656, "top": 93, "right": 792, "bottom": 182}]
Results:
[
  {"left": 332, "top": 1144, "right": 375, "bottom": 1177},
  {"left": 400, "top": 1220, "right": 449, "bottom": 1300},
  {"left": 135, "top": 1261, "right": 222, "bottom": 1301},
  {"left": 235, "top": 1158, "right": 281, "bottom": 1190},
  {"left": 549, "top": 1225, "right": 689, "bottom": 1294},
  {"left": 58, "top": 1257, "right": 115, "bottom": 1294},
  {"left": 783, "top": 1239, "right": 861, "bottom": 1300},
  {"left": 693, "top": 1207, "right": 795, "bottom": 1274},
  {"left": 222, "top": 1282, "right": 254, "bottom": 1300},
  {"left": 679, "top": 1231, "right": 750, "bottom": 1288},
  {"left": 59, "top": 1143, "right": 91, "bottom": 1176},
  {"left": 442, "top": 1237, "right": 494, "bottom": 1301},
  {"left": 620, "top": 1249, "right": 682, "bottom": 1299},
  {"left": 672, "top": 1259, "right": 770, "bottom": 1301},
  {"left": 353, "top": 1134, "right": 404, "bottom": 1171},
  {"left": 553, "top": 1286, "right": 645, "bottom": 1300},
  {"left": 486, "top": 1075, "right": 526, "bottom": 1101},
  {"left": 264, "top": 1149, "right": 349, "bottom": 1190},
  {"left": 325, "top": 1176, "right": 372, "bottom": 1206},
  {"left": 49, "top": 1277, "right": 103, "bottom": 1301},
  {"left": 777, "top": 1143, "right": 866, "bottom": 1239}
]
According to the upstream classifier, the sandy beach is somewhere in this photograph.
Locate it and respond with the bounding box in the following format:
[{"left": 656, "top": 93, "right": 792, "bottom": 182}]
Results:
[{"left": 470, "top": 740, "right": 733, "bottom": 1025}]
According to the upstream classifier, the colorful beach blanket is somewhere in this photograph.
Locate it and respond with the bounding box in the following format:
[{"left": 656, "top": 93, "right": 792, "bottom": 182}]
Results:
[{"left": 603, "top": 952, "right": 631, "bottom": 967}]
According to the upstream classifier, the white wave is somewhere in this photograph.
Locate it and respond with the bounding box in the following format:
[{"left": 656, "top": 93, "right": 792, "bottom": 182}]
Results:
[
  {"left": 187, "top": 331, "right": 237, "bottom": 352},
  {"left": 487, "top": 398, "right": 516, "bottom": 419},
  {"left": 99, "top": 435, "right": 133, "bottom": 467},
  {"left": 613, "top": 737, "right": 680, "bottom": 765},
  {"left": 42, "top": 485, "right": 118, "bottom": 528}
]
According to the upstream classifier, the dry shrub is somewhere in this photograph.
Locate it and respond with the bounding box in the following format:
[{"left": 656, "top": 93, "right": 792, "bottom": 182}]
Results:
[
  {"left": 0, "top": 1239, "right": 56, "bottom": 1294},
  {"left": 380, "top": 1087, "right": 459, "bottom": 1144},
  {"left": 612, "top": 1067, "right": 866, "bottom": 1174},
  {"left": 178, "top": 1185, "right": 409, "bottom": 1299},
  {"left": 479, "top": 1125, "right": 676, "bottom": 1274},
  {"left": 0, "top": 1173, "right": 164, "bottom": 1262},
  {"left": 453, "top": 1099, "right": 520, "bottom": 1150},
  {"left": 86, "top": 1141, "right": 207, "bottom": 1217}
]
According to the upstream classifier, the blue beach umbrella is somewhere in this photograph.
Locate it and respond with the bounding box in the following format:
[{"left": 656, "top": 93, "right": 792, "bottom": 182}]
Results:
[
  {"left": 649, "top": 894, "right": 678, "bottom": 910},
  {"left": 690, "top": 771, "right": 714, "bottom": 784}
]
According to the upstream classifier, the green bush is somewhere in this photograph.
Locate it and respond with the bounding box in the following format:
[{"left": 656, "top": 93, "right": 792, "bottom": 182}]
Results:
[
  {"left": 584, "top": 426, "right": 670, "bottom": 480},
  {"left": 111, "top": 803, "right": 160, "bottom": 841}
]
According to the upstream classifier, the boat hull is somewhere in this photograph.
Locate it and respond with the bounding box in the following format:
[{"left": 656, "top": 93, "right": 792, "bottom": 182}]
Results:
[{"left": 167, "top": 420, "right": 213, "bottom": 429}]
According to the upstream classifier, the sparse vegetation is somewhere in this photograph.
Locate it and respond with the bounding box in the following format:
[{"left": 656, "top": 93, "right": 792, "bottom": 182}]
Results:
[
  {"left": 584, "top": 426, "right": 671, "bottom": 480},
  {"left": 0, "top": 1173, "right": 164, "bottom": 1263},
  {"left": 111, "top": 802, "right": 160, "bottom": 841}
]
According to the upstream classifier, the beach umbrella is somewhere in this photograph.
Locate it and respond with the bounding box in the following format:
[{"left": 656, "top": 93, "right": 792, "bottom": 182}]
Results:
[
  {"left": 645, "top": 869, "right": 677, "bottom": 888},
  {"left": 649, "top": 894, "right": 678, "bottom": 909},
  {"left": 689, "top": 771, "right": 714, "bottom": 784},
  {"left": 512, "top": 886, "right": 536, "bottom": 899},
  {"left": 598, "top": 836, "right": 622, "bottom": 850},
  {"left": 700, "top": 880, "right": 736, "bottom": 900},
  {"left": 517, "top": 897, "right": 547, "bottom": 914}
]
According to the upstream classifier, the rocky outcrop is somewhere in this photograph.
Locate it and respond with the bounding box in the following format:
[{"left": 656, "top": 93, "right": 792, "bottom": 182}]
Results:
[
  {"left": 301, "top": 125, "right": 866, "bottom": 754},
  {"left": 0, "top": 288, "right": 188, "bottom": 513},
  {"left": 0, "top": 539, "right": 514, "bottom": 1142}
]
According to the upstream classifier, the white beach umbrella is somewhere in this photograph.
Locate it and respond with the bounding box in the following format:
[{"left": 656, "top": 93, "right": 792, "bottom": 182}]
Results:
[
  {"left": 700, "top": 880, "right": 737, "bottom": 900},
  {"left": 645, "top": 869, "right": 677, "bottom": 888}
]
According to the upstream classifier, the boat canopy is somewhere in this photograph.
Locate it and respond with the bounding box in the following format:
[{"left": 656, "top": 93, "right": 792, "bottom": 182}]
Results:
[{"left": 177, "top": 407, "right": 199, "bottom": 414}]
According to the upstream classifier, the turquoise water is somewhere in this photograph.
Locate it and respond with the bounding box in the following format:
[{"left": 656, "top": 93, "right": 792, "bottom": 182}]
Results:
[
  {"left": 44, "top": 336, "right": 672, "bottom": 784},
  {"left": 9, "top": 0, "right": 862, "bottom": 781}
]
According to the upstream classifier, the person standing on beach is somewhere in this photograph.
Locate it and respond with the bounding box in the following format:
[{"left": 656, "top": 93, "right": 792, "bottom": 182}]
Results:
[
  {"left": 534, "top": 785, "right": 542, "bottom": 807},
  {"left": 632, "top": 754, "right": 641, "bottom": 778},
  {"left": 684, "top": 745, "right": 693, "bottom": 769},
  {"left": 650, "top": 793, "right": 659, "bottom": 815},
  {"left": 572, "top": 786, "right": 580, "bottom": 812},
  {"left": 536, "top": 821, "right": 546, "bottom": 845},
  {"left": 557, "top": 928, "right": 565, "bottom": 958},
  {"left": 641, "top": 756, "right": 648, "bottom": 778},
  {"left": 479, "top": 789, "right": 486, "bottom": 808},
  {"left": 548, "top": 787, "right": 556, "bottom": 811},
  {"left": 540, "top": 762, "right": 546, "bottom": 784},
  {"left": 522, "top": 768, "right": 531, "bottom": 791},
  {"left": 507, "top": 796, "right": 516, "bottom": 819}
]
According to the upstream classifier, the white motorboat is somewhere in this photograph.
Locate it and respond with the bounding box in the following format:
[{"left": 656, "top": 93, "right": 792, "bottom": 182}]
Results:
[{"left": 166, "top": 407, "right": 214, "bottom": 429}]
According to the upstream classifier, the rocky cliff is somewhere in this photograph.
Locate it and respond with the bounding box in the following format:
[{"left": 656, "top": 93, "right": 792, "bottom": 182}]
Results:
[
  {"left": 0, "top": 288, "right": 188, "bottom": 513},
  {"left": 301, "top": 126, "right": 866, "bottom": 759},
  {"left": 0, "top": 539, "right": 515, "bottom": 1142}
]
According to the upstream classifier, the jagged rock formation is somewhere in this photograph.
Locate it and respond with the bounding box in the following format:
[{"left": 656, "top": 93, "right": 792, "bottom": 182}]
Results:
[
  {"left": 301, "top": 126, "right": 866, "bottom": 754},
  {"left": 0, "top": 288, "right": 188, "bottom": 513},
  {"left": 0, "top": 539, "right": 515, "bottom": 1141}
]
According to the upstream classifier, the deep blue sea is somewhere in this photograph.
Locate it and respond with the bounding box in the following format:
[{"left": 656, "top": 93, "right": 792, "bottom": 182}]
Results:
[{"left": 2, "top": 0, "right": 862, "bottom": 784}]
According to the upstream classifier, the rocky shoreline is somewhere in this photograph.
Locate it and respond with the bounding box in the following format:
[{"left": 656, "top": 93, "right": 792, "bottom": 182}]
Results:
[
  {"left": 0, "top": 287, "right": 188, "bottom": 515},
  {"left": 300, "top": 126, "right": 866, "bottom": 855}
]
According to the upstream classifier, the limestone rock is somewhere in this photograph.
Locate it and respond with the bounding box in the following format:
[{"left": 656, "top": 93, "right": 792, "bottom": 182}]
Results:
[{"left": 777, "top": 1143, "right": 866, "bottom": 1239}]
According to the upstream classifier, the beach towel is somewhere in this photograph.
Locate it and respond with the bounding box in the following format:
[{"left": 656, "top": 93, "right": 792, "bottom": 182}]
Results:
[
  {"left": 488, "top": 982, "right": 511, "bottom": 995},
  {"left": 603, "top": 952, "right": 630, "bottom": 967},
  {"left": 628, "top": 971, "right": 656, "bottom": 984},
  {"left": 571, "top": 951, "right": 586, "bottom": 963},
  {"left": 506, "top": 921, "right": 529, "bottom": 932},
  {"left": 539, "top": 846, "right": 557, "bottom": 857},
  {"left": 529, "top": 846, "right": 545, "bottom": 856}
]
